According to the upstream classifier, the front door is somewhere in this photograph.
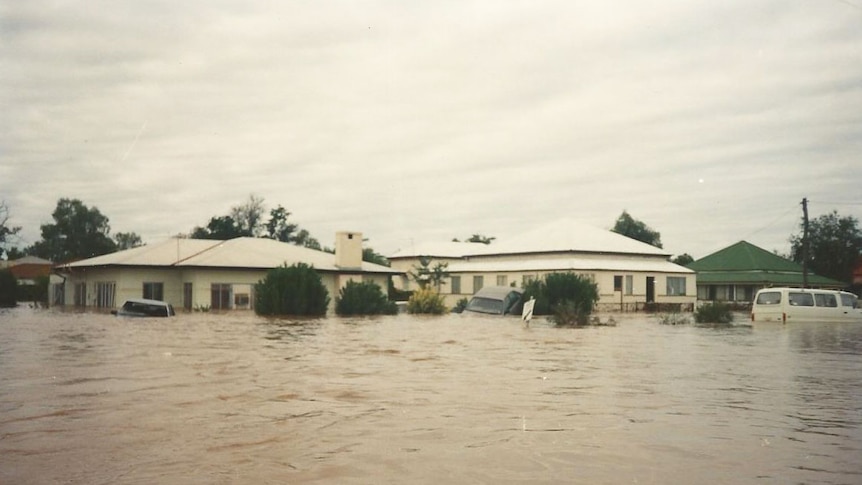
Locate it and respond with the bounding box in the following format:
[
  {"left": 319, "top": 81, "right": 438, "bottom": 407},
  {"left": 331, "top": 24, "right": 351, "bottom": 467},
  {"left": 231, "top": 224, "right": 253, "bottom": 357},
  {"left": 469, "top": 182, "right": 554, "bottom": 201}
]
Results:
[{"left": 646, "top": 277, "right": 655, "bottom": 303}]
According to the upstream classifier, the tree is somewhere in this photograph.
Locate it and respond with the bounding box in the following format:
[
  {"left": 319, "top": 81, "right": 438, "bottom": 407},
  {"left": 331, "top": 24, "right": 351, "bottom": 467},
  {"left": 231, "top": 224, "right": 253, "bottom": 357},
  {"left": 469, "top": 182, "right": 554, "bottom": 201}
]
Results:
[
  {"left": 0, "top": 201, "right": 22, "bottom": 260},
  {"left": 408, "top": 256, "right": 448, "bottom": 291},
  {"left": 790, "top": 211, "right": 862, "bottom": 285},
  {"left": 190, "top": 215, "right": 243, "bottom": 240},
  {"left": 0, "top": 269, "right": 16, "bottom": 307},
  {"left": 254, "top": 263, "right": 330, "bottom": 316},
  {"left": 231, "top": 194, "right": 266, "bottom": 237},
  {"left": 612, "top": 211, "right": 662, "bottom": 248},
  {"left": 453, "top": 234, "right": 495, "bottom": 244},
  {"left": 115, "top": 232, "right": 143, "bottom": 250},
  {"left": 672, "top": 253, "right": 694, "bottom": 266},
  {"left": 335, "top": 280, "right": 397, "bottom": 315},
  {"left": 362, "top": 247, "right": 389, "bottom": 266},
  {"left": 265, "top": 205, "right": 298, "bottom": 242},
  {"left": 29, "top": 198, "right": 117, "bottom": 262}
]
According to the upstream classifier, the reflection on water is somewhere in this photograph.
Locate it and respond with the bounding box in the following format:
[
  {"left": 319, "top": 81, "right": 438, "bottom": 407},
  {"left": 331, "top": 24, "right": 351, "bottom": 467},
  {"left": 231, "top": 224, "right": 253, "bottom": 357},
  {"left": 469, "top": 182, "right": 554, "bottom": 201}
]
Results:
[{"left": 1, "top": 307, "right": 861, "bottom": 484}]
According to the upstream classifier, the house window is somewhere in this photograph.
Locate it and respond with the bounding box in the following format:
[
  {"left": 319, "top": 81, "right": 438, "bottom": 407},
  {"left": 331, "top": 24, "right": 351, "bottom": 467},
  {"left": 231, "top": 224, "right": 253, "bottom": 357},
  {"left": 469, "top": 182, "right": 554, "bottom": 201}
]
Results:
[
  {"left": 211, "top": 283, "right": 232, "bottom": 310},
  {"left": 666, "top": 277, "right": 686, "bottom": 296},
  {"left": 143, "top": 282, "right": 164, "bottom": 301},
  {"left": 52, "top": 283, "right": 65, "bottom": 306},
  {"left": 496, "top": 275, "right": 507, "bottom": 287},
  {"left": 614, "top": 275, "right": 623, "bottom": 292},
  {"left": 473, "top": 275, "right": 484, "bottom": 294},
  {"left": 74, "top": 283, "right": 87, "bottom": 307},
  {"left": 625, "top": 275, "right": 633, "bottom": 295},
  {"left": 95, "top": 281, "right": 116, "bottom": 308},
  {"left": 451, "top": 276, "right": 461, "bottom": 294}
]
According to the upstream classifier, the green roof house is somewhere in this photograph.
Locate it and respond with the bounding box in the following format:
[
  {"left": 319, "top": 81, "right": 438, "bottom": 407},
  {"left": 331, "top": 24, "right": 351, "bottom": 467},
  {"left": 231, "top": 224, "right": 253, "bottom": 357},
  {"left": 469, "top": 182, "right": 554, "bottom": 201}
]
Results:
[{"left": 687, "top": 241, "right": 845, "bottom": 304}]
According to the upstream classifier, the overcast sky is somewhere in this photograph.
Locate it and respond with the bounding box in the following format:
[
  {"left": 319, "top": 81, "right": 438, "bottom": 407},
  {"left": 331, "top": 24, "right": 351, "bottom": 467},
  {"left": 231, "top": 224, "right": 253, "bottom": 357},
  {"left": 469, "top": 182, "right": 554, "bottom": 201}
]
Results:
[{"left": 2, "top": 1, "right": 860, "bottom": 259}]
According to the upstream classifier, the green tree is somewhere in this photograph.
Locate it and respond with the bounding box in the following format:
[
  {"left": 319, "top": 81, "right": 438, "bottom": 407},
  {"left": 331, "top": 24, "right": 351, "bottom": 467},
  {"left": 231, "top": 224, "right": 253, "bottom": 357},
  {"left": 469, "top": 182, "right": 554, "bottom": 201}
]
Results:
[
  {"left": 0, "top": 269, "right": 16, "bottom": 307},
  {"left": 790, "top": 211, "right": 862, "bottom": 285},
  {"left": 335, "top": 280, "right": 397, "bottom": 315},
  {"left": 190, "top": 215, "right": 243, "bottom": 239},
  {"left": 672, "top": 253, "right": 694, "bottom": 266},
  {"left": 29, "top": 198, "right": 117, "bottom": 262},
  {"left": 522, "top": 272, "right": 600, "bottom": 325},
  {"left": 362, "top": 247, "right": 389, "bottom": 266},
  {"left": 115, "top": 232, "right": 143, "bottom": 250},
  {"left": 453, "top": 234, "right": 495, "bottom": 244},
  {"left": 231, "top": 194, "right": 266, "bottom": 237},
  {"left": 407, "top": 256, "right": 448, "bottom": 291},
  {"left": 612, "top": 211, "right": 663, "bottom": 248},
  {"left": 265, "top": 205, "right": 298, "bottom": 242},
  {"left": 406, "top": 287, "right": 447, "bottom": 314},
  {"left": 254, "top": 263, "right": 330, "bottom": 316},
  {"left": 0, "top": 201, "right": 22, "bottom": 260}
]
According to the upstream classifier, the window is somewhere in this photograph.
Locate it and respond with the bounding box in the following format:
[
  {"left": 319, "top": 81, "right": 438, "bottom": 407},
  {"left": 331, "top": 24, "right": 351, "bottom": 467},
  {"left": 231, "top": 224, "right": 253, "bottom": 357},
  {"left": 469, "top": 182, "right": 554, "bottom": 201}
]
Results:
[
  {"left": 840, "top": 293, "right": 858, "bottom": 309},
  {"left": 625, "top": 275, "right": 633, "bottom": 295},
  {"left": 183, "top": 283, "right": 193, "bottom": 311},
  {"left": 614, "top": 275, "right": 623, "bottom": 292},
  {"left": 74, "top": 283, "right": 87, "bottom": 307},
  {"left": 143, "top": 282, "right": 164, "bottom": 301},
  {"left": 666, "top": 277, "right": 686, "bottom": 296},
  {"left": 496, "top": 275, "right": 507, "bottom": 287},
  {"left": 756, "top": 291, "right": 781, "bottom": 305},
  {"left": 814, "top": 293, "right": 837, "bottom": 307},
  {"left": 473, "top": 275, "right": 484, "bottom": 294},
  {"left": 451, "top": 276, "right": 461, "bottom": 295},
  {"left": 789, "top": 292, "right": 814, "bottom": 307},
  {"left": 211, "top": 284, "right": 232, "bottom": 310},
  {"left": 95, "top": 282, "right": 116, "bottom": 308}
]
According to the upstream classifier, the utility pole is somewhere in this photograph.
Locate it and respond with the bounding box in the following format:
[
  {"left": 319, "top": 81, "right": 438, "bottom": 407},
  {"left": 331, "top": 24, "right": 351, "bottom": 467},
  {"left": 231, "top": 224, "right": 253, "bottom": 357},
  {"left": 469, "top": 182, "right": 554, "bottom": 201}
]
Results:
[{"left": 801, "top": 197, "right": 809, "bottom": 289}]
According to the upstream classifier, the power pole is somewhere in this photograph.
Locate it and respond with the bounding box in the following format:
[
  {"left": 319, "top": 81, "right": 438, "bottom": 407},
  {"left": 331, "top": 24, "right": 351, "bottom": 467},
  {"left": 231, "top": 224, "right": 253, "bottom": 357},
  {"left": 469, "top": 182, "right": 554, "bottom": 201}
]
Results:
[{"left": 802, "top": 197, "right": 809, "bottom": 289}]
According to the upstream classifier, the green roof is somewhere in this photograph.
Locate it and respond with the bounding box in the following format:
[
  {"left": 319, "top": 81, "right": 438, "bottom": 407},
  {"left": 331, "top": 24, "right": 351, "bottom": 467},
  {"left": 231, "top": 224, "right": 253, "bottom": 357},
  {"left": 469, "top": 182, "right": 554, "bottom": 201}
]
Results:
[{"left": 687, "top": 241, "right": 845, "bottom": 287}]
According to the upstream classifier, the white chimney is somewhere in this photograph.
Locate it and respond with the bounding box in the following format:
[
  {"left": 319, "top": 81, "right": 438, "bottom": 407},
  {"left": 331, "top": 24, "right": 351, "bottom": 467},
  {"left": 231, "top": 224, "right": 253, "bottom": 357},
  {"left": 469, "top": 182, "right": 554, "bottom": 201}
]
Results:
[{"left": 335, "top": 231, "right": 363, "bottom": 269}]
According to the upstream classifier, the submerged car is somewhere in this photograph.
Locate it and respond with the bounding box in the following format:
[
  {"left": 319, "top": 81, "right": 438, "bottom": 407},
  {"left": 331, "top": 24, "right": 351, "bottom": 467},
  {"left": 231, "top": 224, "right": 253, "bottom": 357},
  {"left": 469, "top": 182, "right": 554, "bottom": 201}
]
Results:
[
  {"left": 112, "top": 298, "right": 176, "bottom": 317},
  {"left": 463, "top": 286, "right": 524, "bottom": 316}
]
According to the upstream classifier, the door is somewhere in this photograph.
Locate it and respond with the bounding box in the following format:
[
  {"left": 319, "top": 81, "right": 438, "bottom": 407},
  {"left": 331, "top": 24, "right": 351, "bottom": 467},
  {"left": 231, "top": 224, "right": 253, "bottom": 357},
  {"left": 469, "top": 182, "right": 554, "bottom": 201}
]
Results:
[{"left": 646, "top": 276, "right": 655, "bottom": 303}]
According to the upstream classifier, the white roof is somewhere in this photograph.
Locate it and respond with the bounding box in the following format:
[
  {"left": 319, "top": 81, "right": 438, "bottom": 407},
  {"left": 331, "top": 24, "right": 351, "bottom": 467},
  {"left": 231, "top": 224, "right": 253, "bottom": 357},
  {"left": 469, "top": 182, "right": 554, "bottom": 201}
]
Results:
[
  {"left": 60, "top": 237, "right": 400, "bottom": 274},
  {"left": 390, "top": 219, "right": 669, "bottom": 259},
  {"left": 448, "top": 256, "right": 693, "bottom": 274}
]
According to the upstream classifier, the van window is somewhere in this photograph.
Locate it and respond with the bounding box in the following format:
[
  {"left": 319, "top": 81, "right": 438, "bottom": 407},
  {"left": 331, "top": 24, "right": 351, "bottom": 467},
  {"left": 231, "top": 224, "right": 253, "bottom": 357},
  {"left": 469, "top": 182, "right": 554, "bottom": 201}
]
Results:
[
  {"left": 788, "top": 292, "right": 814, "bottom": 307},
  {"left": 814, "top": 293, "right": 837, "bottom": 307},
  {"left": 756, "top": 291, "right": 781, "bottom": 305},
  {"left": 840, "top": 293, "right": 858, "bottom": 308}
]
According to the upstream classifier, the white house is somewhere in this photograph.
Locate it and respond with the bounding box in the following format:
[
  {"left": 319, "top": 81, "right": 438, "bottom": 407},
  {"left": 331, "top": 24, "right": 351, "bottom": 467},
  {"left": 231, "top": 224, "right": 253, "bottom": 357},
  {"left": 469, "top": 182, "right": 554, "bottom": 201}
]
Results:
[
  {"left": 53, "top": 232, "right": 402, "bottom": 314},
  {"left": 389, "top": 220, "right": 696, "bottom": 312}
]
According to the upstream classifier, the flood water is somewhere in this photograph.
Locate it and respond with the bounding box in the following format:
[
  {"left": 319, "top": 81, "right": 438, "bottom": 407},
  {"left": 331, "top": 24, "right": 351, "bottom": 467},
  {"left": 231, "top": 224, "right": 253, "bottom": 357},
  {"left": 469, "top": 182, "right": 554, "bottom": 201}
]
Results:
[{"left": 1, "top": 307, "right": 861, "bottom": 484}]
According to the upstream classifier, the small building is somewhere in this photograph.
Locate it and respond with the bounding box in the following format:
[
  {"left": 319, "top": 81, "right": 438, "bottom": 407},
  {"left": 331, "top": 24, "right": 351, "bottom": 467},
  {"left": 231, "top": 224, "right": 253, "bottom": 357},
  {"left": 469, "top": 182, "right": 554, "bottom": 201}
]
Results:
[
  {"left": 53, "top": 232, "right": 401, "bottom": 313},
  {"left": 389, "top": 219, "right": 696, "bottom": 312},
  {"left": 687, "top": 240, "right": 845, "bottom": 305},
  {"left": 1, "top": 256, "right": 54, "bottom": 283}
]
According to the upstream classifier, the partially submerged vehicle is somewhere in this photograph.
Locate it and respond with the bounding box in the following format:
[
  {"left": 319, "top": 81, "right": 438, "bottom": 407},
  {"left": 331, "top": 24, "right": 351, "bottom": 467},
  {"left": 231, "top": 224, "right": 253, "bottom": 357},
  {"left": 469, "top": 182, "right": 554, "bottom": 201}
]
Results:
[
  {"left": 112, "top": 298, "right": 176, "bottom": 317},
  {"left": 463, "top": 286, "right": 524, "bottom": 316},
  {"left": 751, "top": 287, "right": 862, "bottom": 323}
]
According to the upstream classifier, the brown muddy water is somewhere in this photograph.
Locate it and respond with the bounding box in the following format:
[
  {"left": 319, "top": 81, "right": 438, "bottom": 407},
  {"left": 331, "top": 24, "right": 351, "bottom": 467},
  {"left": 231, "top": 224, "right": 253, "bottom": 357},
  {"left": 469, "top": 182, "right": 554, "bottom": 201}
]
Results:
[{"left": 1, "top": 307, "right": 861, "bottom": 485}]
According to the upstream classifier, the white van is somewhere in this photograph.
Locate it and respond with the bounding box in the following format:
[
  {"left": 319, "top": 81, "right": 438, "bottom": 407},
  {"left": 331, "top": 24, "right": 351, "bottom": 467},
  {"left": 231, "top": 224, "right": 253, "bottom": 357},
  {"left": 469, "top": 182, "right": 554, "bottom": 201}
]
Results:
[{"left": 751, "top": 287, "right": 862, "bottom": 323}]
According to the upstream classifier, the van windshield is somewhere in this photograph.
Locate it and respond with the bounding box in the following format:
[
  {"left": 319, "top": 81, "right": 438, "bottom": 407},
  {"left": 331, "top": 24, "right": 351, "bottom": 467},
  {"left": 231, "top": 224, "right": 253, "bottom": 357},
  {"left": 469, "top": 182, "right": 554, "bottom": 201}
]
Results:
[{"left": 841, "top": 293, "right": 859, "bottom": 308}]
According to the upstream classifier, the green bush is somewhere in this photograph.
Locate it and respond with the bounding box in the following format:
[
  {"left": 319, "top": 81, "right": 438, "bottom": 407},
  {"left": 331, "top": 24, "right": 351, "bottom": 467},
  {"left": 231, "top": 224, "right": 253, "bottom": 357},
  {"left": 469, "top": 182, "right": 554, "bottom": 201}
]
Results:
[
  {"left": 406, "top": 287, "right": 447, "bottom": 315},
  {"left": 451, "top": 297, "right": 469, "bottom": 314},
  {"left": 0, "top": 269, "right": 16, "bottom": 307},
  {"left": 694, "top": 302, "right": 733, "bottom": 324},
  {"left": 523, "top": 272, "right": 599, "bottom": 325},
  {"left": 254, "top": 263, "right": 330, "bottom": 316},
  {"left": 335, "top": 280, "right": 398, "bottom": 316}
]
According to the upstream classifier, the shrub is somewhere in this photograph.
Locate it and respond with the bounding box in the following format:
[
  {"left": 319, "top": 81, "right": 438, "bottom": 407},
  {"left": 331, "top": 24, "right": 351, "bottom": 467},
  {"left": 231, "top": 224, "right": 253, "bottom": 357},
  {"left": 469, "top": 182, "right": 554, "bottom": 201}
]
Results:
[
  {"left": 451, "top": 297, "right": 469, "bottom": 314},
  {"left": 406, "top": 287, "right": 447, "bottom": 315},
  {"left": 523, "top": 272, "right": 599, "bottom": 325},
  {"left": 0, "top": 269, "right": 16, "bottom": 307},
  {"left": 694, "top": 302, "right": 733, "bottom": 324},
  {"left": 336, "top": 280, "right": 398, "bottom": 316},
  {"left": 659, "top": 312, "right": 691, "bottom": 325},
  {"left": 254, "top": 263, "right": 330, "bottom": 316}
]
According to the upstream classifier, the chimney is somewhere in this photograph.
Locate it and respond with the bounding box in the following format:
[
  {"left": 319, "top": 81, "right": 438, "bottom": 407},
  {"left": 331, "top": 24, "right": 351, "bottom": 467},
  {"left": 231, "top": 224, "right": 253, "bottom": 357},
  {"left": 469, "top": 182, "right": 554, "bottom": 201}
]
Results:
[{"left": 335, "top": 231, "right": 363, "bottom": 269}]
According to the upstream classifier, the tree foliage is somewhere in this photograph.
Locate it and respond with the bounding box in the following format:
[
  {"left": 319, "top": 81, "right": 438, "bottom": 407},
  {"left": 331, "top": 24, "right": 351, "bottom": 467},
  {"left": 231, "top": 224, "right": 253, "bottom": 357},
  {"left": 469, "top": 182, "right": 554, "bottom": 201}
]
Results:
[
  {"left": 29, "top": 198, "right": 117, "bottom": 262},
  {"left": 254, "top": 263, "right": 330, "bottom": 316},
  {"left": 362, "top": 247, "right": 389, "bottom": 266},
  {"left": 406, "top": 287, "right": 447, "bottom": 314},
  {"left": 612, "top": 211, "right": 663, "bottom": 248},
  {"left": 522, "top": 272, "right": 600, "bottom": 325},
  {"left": 672, "top": 253, "right": 694, "bottom": 266},
  {"left": 265, "top": 205, "right": 298, "bottom": 242},
  {"left": 407, "top": 256, "right": 448, "bottom": 291},
  {"left": 0, "top": 201, "right": 22, "bottom": 260},
  {"left": 790, "top": 211, "right": 862, "bottom": 285},
  {"left": 231, "top": 194, "right": 266, "bottom": 237},
  {"left": 115, "top": 232, "right": 144, "bottom": 250},
  {"left": 335, "top": 280, "right": 397, "bottom": 315},
  {"left": 0, "top": 269, "right": 16, "bottom": 307}
]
